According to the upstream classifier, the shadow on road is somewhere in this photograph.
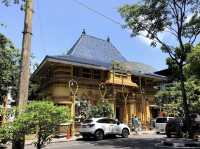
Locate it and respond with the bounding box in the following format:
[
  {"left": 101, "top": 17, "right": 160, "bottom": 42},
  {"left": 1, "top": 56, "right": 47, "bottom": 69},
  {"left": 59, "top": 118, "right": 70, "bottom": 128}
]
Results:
[{"left": 77, "top": 136, "right": 162, "bottom": 149}]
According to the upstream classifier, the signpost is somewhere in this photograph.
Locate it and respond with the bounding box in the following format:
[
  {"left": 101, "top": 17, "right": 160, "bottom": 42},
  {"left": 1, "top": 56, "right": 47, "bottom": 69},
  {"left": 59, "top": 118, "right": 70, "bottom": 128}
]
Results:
[
  {"left": 98, "top": 82, "right": 107, "bottom": 102},
  {"left": 122, "top": 78, "right": 129, "bottom": 124},
  {"left": 69, "top": 79, "right": 78, "bottom": 136}
]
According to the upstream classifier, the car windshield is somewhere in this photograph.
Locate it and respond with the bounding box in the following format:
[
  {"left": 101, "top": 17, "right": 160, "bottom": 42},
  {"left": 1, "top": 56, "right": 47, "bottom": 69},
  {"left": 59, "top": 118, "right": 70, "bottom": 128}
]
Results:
[
  {"left": 83, "top": 119, "right": 93, "bottom": 124},
  {"left": 156, "top": 118, "right": 167, "bottom": 123}
]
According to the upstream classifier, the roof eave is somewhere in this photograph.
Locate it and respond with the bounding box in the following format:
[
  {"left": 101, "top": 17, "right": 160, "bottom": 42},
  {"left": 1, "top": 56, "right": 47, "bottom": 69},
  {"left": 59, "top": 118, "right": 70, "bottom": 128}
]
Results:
[
  {"left": 143, "top": 73, "right": 167, "bottom": 80},
  {"left": 31, "top": 56, "right": 109, "bottom": 80},
  {"left": 47, "top": 57, "right": 108, "bottom": 70},
  {"left": 131, "top": 72, "right": 167, "bottom": 80},
  {"left": 31, "top": 56, "right": 49, "bottom": 81}
]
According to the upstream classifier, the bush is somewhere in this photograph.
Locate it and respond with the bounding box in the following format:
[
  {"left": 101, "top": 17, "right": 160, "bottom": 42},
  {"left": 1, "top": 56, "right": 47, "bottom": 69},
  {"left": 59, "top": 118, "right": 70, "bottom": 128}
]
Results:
[
  {"left": 0, "top": 101, "right": 70, "bottom": 149},
  {"left": 0, "top": 123, "right": 14, "bottom": 144},
  {"left": 89, "top": 102, "right": 113, "bottom": 118}
]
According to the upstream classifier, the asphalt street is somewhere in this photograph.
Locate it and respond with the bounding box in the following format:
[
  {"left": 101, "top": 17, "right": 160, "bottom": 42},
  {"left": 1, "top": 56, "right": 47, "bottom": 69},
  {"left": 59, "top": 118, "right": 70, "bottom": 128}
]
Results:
[{"left": 24, "top": 133, "right": 165, "bottom": 149}]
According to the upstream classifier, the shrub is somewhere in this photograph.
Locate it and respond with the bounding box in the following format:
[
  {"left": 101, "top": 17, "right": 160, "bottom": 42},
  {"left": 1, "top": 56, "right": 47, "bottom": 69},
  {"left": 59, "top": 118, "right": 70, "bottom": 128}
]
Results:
[{"left": 0, "top": 101, "right": 70, "bottom": 149}]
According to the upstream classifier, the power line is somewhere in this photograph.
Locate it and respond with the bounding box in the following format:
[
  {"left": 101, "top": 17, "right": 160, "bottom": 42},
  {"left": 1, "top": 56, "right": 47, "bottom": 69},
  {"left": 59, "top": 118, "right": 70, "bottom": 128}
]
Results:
[{"left": 72, "top": 0, "right": 123, "bottom": 26}]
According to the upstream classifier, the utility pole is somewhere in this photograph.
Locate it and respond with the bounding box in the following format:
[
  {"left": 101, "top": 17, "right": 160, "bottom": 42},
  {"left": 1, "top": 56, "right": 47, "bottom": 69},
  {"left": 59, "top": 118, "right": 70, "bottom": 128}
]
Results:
[
  {"left": 18, "top": 0, "right": 33, "bottom": 110},
  {"left": 12, "top": 0, "right": 33, "bottom": 149}
]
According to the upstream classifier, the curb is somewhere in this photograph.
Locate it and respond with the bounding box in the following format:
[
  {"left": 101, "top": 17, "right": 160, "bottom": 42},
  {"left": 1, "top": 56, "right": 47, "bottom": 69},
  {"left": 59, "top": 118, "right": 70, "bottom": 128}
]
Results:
[
  {"left": 25, "top": 136, "right": 81, "bottom": 146},
  {"left": 130, "top": 130, "right": 155, "bottom": 135}
]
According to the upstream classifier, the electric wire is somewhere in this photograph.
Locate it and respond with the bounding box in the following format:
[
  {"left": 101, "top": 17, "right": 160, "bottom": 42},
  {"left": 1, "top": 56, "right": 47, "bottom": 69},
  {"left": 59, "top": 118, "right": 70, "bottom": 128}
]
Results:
[{"left": 72, "top": 0, "right": 123, "bottom": 26}]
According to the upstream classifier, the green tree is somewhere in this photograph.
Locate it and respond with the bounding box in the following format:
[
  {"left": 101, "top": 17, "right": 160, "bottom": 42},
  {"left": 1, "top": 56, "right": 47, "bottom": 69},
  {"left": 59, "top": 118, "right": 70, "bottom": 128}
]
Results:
[
  {"left": 119, "top": 0, "right": 200, "bottom": 131},
  {"left": 25, "top": 101, "right": 70, "bottom": 149},
  {"left": 156, "top": 79, "right": 200, "bottom": 116},
  {"left": 0, "top": 33, "right": 20, "bottom": 104},
  {"left": 0, "top": 101, "right": 70, "bottom": 149},
  {"left": 186, "top": 43, "right": 200, "bottom": 78}
]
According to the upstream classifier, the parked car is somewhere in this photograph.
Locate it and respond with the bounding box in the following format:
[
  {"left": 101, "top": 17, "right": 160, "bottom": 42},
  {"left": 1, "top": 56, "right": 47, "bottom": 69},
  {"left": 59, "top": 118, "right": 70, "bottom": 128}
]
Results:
[
  {"left": 165, "top": 114, "right": 200, "bottom": 138},
  {"left": 190, "top": 113, "right": 200, "bottom": 124},
  {"left": 155, "top": 117, "right": 173, "bottom": 134},
  {"left": 165, "top": 118, "right": 185, "bottom": 138},
  {"left": 189, "top": 113, "right": 200, "bottom": 138},
  {"left": 79, "top": 117, "right": 130, "bottom": 140}
]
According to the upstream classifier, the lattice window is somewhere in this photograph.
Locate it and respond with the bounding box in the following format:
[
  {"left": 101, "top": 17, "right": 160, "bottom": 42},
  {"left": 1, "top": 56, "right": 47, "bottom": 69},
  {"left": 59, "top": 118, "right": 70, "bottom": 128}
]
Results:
[
  {"left": 93, "top": 70, "right": 101, "bottom": 79},
  {"left": 82, "top": 68, "right": 92, "bottom": 78}
]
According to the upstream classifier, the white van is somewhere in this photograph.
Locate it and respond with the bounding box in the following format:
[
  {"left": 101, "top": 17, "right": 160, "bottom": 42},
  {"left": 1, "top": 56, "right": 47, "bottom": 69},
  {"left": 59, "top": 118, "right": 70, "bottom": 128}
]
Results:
[{"left": 155, "top": 117, "right": 173, "bottom": 134}]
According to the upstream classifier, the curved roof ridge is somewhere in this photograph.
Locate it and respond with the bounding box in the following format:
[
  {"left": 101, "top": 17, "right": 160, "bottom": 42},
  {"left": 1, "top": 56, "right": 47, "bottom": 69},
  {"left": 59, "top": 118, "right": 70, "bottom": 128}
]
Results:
[{"left": 67, "top": 35, "right": 82, "bottom": 55}]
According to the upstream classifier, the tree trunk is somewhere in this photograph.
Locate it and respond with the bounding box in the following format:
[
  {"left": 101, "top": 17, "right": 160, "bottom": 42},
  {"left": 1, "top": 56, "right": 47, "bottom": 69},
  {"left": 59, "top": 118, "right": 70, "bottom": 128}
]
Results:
[
  {"left": 36, "top": 134, "right": 42, "bottom": 149},
  {"left": 12, "top": 137, "right": 25, "bottom": 149},
  {"left": 36, "top": 143, "right": 41, "bottom": 149},
  {"left": 179, "top": 65, "right": 190, "bottom": 132}
]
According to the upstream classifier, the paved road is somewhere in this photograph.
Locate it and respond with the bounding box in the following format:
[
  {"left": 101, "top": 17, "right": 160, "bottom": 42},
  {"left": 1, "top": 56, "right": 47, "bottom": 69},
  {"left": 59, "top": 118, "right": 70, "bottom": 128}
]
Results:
[{"left": 24, "top": 133, "right": 165, "bottom": 149}]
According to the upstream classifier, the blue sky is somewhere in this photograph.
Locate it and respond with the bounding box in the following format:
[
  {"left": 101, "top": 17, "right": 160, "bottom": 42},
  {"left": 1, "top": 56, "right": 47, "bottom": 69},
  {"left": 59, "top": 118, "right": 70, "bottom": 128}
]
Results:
[{"left": 0, "top": 0, "right": 168, "bottom": 70}]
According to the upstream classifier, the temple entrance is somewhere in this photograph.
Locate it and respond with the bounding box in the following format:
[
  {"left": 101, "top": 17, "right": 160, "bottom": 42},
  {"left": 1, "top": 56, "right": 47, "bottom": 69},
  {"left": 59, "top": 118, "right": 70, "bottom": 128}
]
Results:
[
  {"left": 116, "top": 106, "right": 121, "bottom": 121},
  {"left": 115, "top": 92, "right": 124, "bottom": 122},
  {"left": 149, "top": 105, "right": 160, "bottom": 119}
]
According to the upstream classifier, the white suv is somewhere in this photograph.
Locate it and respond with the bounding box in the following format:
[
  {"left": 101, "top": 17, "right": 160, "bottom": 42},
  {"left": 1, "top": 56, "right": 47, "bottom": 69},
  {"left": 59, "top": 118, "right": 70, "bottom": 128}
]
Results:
[
  {"left": 79, "top": 117, "right": 130, "bottom": 140},
  {"left": 155, "top": 117, "right": 173, "bottom": 134}
]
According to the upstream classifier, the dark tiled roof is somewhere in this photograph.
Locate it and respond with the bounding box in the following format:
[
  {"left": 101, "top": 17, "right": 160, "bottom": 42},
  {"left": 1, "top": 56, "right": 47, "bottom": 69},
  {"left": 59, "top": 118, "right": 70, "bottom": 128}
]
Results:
[
  {"left": 47, "top": 55, "right": 110, "bottom": 70},
  {"left": 67, "top": 34, "right": 127, "bottom": 64},
  {"left": 124, "top": 61, "right": 157, "bottom": 75},
  {"left": 33, "top": 33, "right": 166, "bottom": 80}
]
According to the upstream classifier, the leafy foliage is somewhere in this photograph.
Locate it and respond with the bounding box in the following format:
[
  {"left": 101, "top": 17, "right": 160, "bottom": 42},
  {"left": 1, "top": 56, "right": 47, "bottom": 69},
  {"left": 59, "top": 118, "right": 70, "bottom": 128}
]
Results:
[
  {"left": 119, "top": 0, "right": 200, "bottom": 48},
  {"left": 119, "top": 0, "right": 200, "bottom": 129},
  {"left": 1, "top": 0, "right": 25, "bottom": 7},
  {"left": 186, "top": 43, "right": 200, "bottom": 78},
  {"left": 156, "top": 79, "right": 200, "bottom": 116},
  {"left": 89, "top": 102, "right": 113, "bottom": 118},
  {"left": 25, "top": 101, "right": 70, "bottom": 149},
  {"left": 75, "top": 99, "right": 113, "bottom": 121},
  {"left": 0, "top": 122, "right": 14, "bottom": 144},
  {"left": 75, "top": 99, "right": 90, "bottom": 122},
  {"left": 0, "top": 33, "right": 20, "bottom": 104},
  {"left": 0, "top": 101, "right": 70, "bottom": 149}
]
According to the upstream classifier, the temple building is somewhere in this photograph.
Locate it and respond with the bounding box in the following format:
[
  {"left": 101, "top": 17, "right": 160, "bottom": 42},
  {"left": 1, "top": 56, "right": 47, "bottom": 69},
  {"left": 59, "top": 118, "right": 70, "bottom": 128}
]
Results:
[{"left": 32, "top": 31, "right": 166, "bottom": 131}]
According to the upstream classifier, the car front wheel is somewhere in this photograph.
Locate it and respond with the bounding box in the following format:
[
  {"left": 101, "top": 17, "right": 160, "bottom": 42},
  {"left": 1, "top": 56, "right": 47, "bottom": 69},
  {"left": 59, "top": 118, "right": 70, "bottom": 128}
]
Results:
[
  {"left": 122, "top": 128, "right": 129, "bottom": 138},
  {"left": 95, "top": 130, "right": 104, "bottom": 141},
  {"left": 166, "top": 132, "right": 171, "bottom": 138},
  {"left": 82, "top": 134, "right": 90, "bottom": 140}
]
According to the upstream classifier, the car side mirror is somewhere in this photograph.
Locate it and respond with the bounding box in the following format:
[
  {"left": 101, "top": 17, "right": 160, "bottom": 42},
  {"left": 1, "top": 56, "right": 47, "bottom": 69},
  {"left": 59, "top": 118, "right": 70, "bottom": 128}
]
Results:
[{"left": 117, "top": 121, "right": 120, "bottom": 125}]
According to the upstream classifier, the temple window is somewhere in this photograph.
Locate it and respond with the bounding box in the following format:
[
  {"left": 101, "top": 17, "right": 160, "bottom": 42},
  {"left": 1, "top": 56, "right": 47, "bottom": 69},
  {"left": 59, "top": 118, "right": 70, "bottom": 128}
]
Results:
[
  {"left": 82, "top": 68, "right": 92, "bottom": 78},
  {"left": 93, "top": 70, "right": 101, "bottom": 79},
  {"left": 73, "top": 66, "right": 102, "bottom": 80},
  {"left": 73, "top": 67, "right": 82, "bottom": 77}
]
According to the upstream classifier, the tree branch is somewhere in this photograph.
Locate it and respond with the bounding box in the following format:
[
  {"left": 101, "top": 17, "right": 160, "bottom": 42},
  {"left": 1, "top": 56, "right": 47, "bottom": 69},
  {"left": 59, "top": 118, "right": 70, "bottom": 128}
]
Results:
[
  {"left": 190, "top": 30, "right": 200, "bottom": 44},
  {"left": 153, "top": 35, "right": 179, "bottom": 64},
  {"left": 140, "top": 26, "right": 179, "bottom": 64},
  {"left": 166, "top": 26, "right": 178, "bottom": 38}
]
